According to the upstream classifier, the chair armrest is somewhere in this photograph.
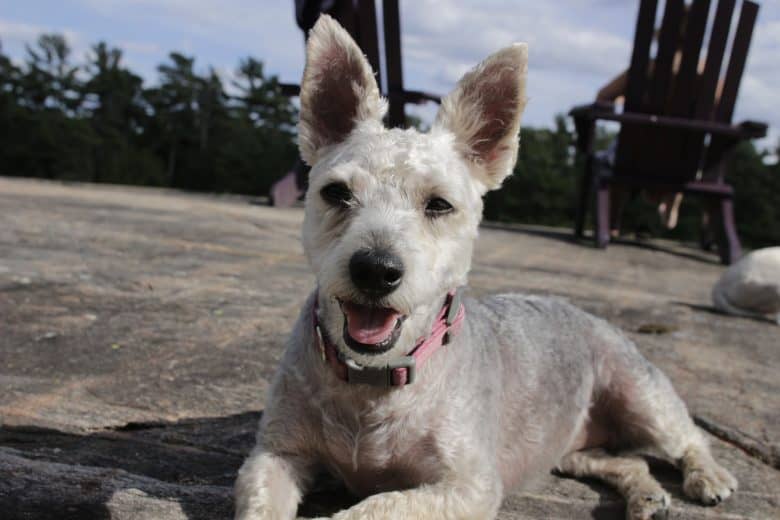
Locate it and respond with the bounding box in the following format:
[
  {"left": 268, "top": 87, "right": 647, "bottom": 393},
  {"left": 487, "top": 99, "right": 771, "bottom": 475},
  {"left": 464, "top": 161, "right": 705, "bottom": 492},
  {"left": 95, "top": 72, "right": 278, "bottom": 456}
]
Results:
[
  {"left": 396, "top": 89, "right": 441, "bottom": 105},
  {"left": 569, "top": 102, "right": 614, "bottom": 154},
  {"left": 568, "top": 103, "right": 767, "bottom": 140},
  {"left": 737, "top": 120, "right": 768, "bottom": 138},
  {"left": 279, "top": 83, "right": 301, "bottom": 97},
  {"left": 569, "top": 101, "right": 615, "bottom": 119}
]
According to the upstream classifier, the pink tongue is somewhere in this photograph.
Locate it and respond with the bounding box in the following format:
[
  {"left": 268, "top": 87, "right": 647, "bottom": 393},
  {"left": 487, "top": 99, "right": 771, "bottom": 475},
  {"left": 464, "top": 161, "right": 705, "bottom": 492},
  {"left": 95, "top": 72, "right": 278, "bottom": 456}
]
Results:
[{"left": 343, "top": 302, "right": 401, "bottom": 344}]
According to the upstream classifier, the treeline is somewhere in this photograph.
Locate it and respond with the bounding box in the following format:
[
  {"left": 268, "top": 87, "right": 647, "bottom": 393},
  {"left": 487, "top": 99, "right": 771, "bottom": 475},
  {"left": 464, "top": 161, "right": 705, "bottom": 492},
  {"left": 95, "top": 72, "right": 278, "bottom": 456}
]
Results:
[
  {"left": 0, "top": 34, "right": 297, "bottom": 195},
  {"left": 0, "top": 34, "right": 777, "bottom": 248}
]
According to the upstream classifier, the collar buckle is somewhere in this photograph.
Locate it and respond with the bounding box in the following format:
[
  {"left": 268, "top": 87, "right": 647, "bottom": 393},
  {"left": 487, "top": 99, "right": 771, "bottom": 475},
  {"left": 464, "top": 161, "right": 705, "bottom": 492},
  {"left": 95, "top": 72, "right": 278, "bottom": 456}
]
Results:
[{"left": 343, "top": 356, "right": 416, "bottom": 387}]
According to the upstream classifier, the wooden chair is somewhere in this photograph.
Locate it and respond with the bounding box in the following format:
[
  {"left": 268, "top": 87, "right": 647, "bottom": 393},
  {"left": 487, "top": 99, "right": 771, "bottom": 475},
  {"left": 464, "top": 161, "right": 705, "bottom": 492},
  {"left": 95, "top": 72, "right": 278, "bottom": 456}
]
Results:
[
  {"left": 570, "top": 0, "right": 767, "bottom": 264},
  {"left": 280, "top": 0, "right": 440, "bottom": 126},
  {"left": 271, "top": 0, "right": 439, "bottom": 206},
  {"left": 379, "top": 0, "right": 440, "bottom": 127}
]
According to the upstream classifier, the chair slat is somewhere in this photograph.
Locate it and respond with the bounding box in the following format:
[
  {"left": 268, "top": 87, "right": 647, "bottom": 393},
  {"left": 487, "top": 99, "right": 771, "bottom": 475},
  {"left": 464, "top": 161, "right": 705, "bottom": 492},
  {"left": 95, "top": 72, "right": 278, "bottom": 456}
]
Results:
[
  {"left": 716, "top": 0, "right": 759, "bottom": 123},
  {"left": 383, "top": 0, "right": 406, "bottom": 128},
  {"left": 357, "top": 0, "right": 382, "bottom": 93},
  {"left": 667, "top": 0, "right": 710, "bottom": 117},
  {"left": 647, "top": 0, "right": 685, "bottom": 113},
  {"left": 624, "top": 0, "right": 658, "bottom": 113},
  {"left": 694, "top": 0, "right": 736, "bottom": 119}
]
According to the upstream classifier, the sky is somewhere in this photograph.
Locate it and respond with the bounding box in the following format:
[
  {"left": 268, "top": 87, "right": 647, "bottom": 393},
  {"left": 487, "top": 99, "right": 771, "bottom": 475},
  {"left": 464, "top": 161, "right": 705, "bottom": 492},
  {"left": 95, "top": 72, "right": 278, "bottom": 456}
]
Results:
[{"left": 1, "top": 0, "right": 778, "bottom": 149}]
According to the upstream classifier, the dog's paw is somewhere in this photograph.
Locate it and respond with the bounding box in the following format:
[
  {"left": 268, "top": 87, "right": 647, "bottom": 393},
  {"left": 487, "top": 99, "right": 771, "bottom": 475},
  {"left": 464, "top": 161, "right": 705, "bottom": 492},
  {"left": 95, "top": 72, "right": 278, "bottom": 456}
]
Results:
[
  {"left": 683, "top": 461, "right": 738, "bottom": 506},
  {"left": 626, "top": 488, "right": 671, "bottom": 520}
]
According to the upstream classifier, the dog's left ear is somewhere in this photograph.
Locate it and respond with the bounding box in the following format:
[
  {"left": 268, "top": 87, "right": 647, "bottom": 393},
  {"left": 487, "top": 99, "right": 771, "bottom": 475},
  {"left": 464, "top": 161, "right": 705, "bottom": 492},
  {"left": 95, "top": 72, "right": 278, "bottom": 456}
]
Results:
[
  {"left": 298, "top": 14, "right": 387, "bottom": 165},
  {"left": 434, "top": 44, "right": 528, "bottom": 191}
]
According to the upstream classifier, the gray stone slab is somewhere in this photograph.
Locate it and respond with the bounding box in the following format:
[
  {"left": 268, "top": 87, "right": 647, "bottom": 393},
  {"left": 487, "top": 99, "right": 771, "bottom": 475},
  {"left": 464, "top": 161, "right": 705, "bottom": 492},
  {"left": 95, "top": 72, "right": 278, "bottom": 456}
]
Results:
[{"left": 1, "top": 178, "right": 778, "bottom": 519}]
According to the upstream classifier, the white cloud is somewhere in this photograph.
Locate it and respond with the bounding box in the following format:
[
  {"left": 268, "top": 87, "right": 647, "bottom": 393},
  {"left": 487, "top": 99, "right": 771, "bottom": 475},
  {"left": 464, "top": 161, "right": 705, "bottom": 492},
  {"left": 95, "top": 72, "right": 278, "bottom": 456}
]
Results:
[
  {"left": 116, "top": 40, "right": 161, "bottom": 55},
  {"left": 0, "top": 18, "right": 81, "bottom": 50},
  {"left": 399, "top": 0, "right": 632, "bottom": 128},
  {"left": 0, "top": 19, "right": 43, "bottom": 42},
  {"left": 74, "top": 0, "right": 304, "bottom": 82},
  {"left": 2, "top": 0, "right": 777, "bottom": 148}
]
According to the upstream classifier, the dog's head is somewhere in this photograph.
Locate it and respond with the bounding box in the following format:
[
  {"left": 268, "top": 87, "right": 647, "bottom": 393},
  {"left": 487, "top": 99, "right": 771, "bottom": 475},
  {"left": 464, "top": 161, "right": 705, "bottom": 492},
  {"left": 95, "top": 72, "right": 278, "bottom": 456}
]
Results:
[{"left": 300, "top": 15, "right": 527, "bottom": 365}]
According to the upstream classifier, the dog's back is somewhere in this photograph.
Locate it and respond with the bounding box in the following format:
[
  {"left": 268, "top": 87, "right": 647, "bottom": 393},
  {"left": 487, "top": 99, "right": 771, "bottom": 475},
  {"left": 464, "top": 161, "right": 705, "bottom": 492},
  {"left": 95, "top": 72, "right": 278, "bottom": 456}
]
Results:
[{"left": 463, "top": 293, "right": 650, "bottom": 488}]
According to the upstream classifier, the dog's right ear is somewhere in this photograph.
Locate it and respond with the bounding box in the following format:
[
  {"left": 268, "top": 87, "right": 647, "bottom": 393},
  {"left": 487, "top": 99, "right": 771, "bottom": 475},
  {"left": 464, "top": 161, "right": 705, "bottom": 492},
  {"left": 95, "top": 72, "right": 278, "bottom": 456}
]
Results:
[
  {"left": 298, "top": 15, "right": 387, "bottom": 165},
  {"left": 433, "top": 44, "right": 528, "bottom": 192}
]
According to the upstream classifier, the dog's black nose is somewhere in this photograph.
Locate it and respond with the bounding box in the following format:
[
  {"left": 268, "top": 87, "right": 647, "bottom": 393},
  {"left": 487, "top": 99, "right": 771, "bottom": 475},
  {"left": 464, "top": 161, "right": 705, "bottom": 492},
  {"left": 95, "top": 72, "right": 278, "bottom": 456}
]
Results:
[{"left": 349, "top": 249, "right": 404, "bottom": 297}]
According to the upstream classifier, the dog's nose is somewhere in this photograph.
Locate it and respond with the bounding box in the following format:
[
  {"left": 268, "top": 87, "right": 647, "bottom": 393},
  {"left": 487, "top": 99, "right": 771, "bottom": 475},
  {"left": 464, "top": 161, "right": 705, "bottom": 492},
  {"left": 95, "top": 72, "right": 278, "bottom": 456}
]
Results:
[{"left": 349, "top": 249, "right": 404, "bottom": 297}]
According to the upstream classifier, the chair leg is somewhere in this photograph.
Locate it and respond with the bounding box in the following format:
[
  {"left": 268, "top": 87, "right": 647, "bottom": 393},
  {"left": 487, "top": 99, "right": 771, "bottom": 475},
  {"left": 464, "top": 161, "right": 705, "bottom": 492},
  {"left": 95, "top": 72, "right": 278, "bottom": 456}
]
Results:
[
  {"left": 699, "top": 205, "right": 716, "bottom": 252},
  {"left": 595, "top": 183, "right": 611, "bottom": 249},
  {"left": 716, "top": 199, "right": 742, "bottom": 265},
  {"left": 574, "top": 158, "right": 594, "bottom": 238}
]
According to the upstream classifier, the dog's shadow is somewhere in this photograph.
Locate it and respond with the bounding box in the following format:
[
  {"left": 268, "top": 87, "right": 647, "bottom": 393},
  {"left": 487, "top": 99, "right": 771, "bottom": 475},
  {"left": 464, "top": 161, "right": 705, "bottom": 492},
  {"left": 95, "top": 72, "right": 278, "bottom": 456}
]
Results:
[
  {"left": 552, "top": 455, "right": 703, "bottom": 519},
  {"left": 0, "top": 416, "right": 712, "bottom": 519},
  {"left": 0, "top": 411, "right": 358, "bottom": 520}
]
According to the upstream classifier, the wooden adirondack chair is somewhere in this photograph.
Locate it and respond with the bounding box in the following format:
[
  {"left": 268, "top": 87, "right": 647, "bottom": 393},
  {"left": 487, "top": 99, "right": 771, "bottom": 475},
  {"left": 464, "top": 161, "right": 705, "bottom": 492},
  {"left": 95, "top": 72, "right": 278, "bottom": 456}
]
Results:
[
  {"left": 271, "top": 0, "right": 439, "bottom": 206},
  {"left": 570, "top": 0, "right": 767, "bottom": 264}
]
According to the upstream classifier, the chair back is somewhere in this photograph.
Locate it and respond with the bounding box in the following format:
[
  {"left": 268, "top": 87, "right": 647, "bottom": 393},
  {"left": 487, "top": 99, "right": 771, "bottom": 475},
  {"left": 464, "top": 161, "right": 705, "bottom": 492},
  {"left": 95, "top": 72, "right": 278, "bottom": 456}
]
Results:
[{"left": 615, "top": 0, "right": 759, "bottom": 182}]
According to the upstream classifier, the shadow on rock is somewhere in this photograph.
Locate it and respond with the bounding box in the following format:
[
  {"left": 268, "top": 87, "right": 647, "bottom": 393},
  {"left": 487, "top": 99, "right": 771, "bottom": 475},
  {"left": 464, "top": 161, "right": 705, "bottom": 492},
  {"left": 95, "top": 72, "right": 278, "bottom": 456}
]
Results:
[{"left": 0, "top": 411, "right": 357, "bottom": 519}]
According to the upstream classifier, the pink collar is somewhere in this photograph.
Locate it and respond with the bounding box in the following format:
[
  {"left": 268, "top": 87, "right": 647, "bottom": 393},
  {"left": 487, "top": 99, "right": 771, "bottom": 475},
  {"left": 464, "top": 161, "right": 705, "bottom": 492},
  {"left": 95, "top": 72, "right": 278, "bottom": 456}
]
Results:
[{"left": 313, "top": 289, "right": 465, "bottom": 387}]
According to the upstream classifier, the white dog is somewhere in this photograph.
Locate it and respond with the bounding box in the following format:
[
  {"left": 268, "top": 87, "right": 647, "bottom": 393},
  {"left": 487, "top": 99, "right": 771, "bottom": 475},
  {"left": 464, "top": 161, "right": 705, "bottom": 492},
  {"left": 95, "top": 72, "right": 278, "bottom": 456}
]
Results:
[
  {"left": 235, "top": 15, "right": 737, "bottom": 520},
  {"left": 713, "top": 247, "right": 780, "bottom": 324}
]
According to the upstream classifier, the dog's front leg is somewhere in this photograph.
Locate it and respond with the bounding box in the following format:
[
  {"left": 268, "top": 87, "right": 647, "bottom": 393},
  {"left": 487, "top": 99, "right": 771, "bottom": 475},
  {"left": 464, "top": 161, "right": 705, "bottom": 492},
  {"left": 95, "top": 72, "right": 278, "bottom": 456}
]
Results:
[
  {"left": 330, "top": 473, "right": 503, "bottom": 520},
  {"left": 234, "top": 447, "right": 314, "bottom": 520}
]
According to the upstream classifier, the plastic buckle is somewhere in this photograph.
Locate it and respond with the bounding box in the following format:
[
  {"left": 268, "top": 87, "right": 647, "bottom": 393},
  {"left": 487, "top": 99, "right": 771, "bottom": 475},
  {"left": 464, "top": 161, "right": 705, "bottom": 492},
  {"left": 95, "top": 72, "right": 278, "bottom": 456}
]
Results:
[
  {"left": 388, "top": 355, "right": 416, "bottom": 385},
  {"left": 344, "top": 358, "right": 388, "bottom": 387},
  {"left": 343, "top": 356, "right": 416, "bottom": 387},
  {"left": 443, "top": 288, "right": 462, "bottom": 345},
  {"left": 446, "top": 288, "right": 462, "bottom": 326}
]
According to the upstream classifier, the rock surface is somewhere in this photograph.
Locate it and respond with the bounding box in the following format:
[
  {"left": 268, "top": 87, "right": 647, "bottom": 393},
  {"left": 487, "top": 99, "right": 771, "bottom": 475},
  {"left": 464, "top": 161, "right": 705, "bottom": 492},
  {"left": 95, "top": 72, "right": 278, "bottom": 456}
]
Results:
[{"left": 1, "top": 177, "right": 778, "bottom": 519}]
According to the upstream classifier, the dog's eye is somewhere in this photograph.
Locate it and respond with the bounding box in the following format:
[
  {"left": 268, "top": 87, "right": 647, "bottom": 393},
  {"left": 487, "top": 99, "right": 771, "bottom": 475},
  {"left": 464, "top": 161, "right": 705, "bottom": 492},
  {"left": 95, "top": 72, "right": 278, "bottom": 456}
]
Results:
[
  {"left": 320, "top": 182, "right": 354, "bottom": 208},
  {"left": 425, "top": 197, "right": 454, "bottom": 216}
]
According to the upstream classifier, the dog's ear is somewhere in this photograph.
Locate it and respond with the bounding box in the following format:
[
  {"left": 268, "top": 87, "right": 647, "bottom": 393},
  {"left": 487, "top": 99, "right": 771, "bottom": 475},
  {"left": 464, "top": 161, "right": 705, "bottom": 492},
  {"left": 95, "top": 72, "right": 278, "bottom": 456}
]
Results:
[
  {"left": 434, "top": 44, "right": 528, "bottom": 191},
  {"left": 298, "top": 14, "right": 387, "bottom": 165}
]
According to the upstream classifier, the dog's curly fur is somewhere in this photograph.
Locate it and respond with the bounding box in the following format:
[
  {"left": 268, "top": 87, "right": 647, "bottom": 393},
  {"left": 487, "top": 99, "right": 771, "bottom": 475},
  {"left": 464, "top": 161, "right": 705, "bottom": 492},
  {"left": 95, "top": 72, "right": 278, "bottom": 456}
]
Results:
[{"left": 235, "top": 15, "right": 737, "bottom": 520}]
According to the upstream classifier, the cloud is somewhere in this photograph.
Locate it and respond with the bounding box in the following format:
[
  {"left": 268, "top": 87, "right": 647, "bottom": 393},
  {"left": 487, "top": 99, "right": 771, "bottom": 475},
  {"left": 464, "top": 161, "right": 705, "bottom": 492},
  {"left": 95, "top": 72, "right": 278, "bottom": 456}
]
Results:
[
  {"left": 400, "top": 0, "right": 777, "bottom": 145},
  {"left": 74, "top": 0, "right": 304, "bottom": 81},
  {"left": 738, "top": 19, "right": 780, "bottom": 147},
  {"left": 400, "top": 0, "right": 632, "bottom": 128},
  {"left": 2, "top": 0, "right": 777, "bottom": 148},
  {"left": 0, "top": 18, "right": 81, "bottom": 51},
  {"left": 116, "top": 40, "right": 161, "bottom": 55}
]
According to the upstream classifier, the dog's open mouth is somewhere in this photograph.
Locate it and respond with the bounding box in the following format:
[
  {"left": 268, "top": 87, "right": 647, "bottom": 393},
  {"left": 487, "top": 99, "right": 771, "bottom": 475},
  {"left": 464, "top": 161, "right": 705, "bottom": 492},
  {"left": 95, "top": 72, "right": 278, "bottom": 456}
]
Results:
[{"left": 339, "top": 300, "right": 405, "bottom": 354}]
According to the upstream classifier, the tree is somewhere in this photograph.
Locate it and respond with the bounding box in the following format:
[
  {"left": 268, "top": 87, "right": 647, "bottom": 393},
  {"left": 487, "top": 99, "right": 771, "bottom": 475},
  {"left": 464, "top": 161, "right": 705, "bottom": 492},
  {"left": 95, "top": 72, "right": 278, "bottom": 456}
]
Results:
[
  {"left": 484, "top": 115, "right": 578, "bottom": 227},
  {"left": 144, "top": 53, "right": 201, "bottom": 188},
  {"left": 213, "top": 57, "right": 297, "bottom": 195},
  {"left": 20, "top": 34, "right": 80, "bottom": 112},
  {"left": 82, "top": 42, "right": 163, "bottom": 184}
]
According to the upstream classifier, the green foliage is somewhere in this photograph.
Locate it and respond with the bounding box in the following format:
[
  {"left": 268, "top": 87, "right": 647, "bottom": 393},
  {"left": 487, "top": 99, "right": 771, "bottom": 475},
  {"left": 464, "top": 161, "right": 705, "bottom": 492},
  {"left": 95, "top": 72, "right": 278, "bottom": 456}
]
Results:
[
  {"left": 0, "top": 34, "right": 296, "bottom": 194},
  {"left": 728, "top": 142, "right": 780, "bottom": 247},
  {"left": 484, "top": 115, "right": 577, "bottom": 226}
]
